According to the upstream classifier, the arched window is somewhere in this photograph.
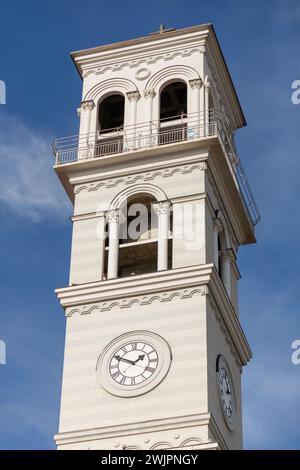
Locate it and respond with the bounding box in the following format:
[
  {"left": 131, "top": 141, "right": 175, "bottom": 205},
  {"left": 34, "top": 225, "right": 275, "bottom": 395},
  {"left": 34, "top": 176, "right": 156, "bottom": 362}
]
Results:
[
  {"left": 160, "top": 81, "right": 187, "bottom": 122},
  {"left": 98, "top": 94, "right": 125, "bottom": 132}
]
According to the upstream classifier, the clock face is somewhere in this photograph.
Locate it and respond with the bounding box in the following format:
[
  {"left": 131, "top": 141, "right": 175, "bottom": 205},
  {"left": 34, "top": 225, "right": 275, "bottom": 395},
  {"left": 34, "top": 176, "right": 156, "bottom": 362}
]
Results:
[
  {"left": 219, "top": 366, "right": 233, "bottom": 420},
  {"left": 216, "top": 355, "right": 236, "bottom": 429},
  {"left": 97, "top": 331, "right": 172, "bottom": 397},
  {"left": 109, "top": 341, "right": 159, "bottom": 386}
]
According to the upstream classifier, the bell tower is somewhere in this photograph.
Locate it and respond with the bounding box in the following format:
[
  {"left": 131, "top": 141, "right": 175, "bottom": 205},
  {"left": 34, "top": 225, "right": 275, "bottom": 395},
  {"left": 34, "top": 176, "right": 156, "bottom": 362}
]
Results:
[{"left": 53, "top": 23, "right": 260, "bottom": 450}]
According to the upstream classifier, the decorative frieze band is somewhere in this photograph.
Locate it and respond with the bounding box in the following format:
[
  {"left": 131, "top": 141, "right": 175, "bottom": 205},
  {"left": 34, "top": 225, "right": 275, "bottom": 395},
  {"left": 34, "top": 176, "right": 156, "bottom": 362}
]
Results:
[
  {"left": 66, "top": 286, "right": 208, "bottom": 317},
  {"left": 74, "top": 162, "right": 207, "bottom": 194},
  {"left": 82, "top": 46, "right": 206, "bottom": 77}
]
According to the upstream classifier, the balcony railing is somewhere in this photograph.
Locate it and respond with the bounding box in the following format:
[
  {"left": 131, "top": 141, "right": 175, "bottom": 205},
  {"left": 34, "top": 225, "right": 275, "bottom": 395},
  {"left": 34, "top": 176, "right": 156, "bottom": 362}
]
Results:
[{"left": 52, "top": 111, "right": 260, "bottom": 226}]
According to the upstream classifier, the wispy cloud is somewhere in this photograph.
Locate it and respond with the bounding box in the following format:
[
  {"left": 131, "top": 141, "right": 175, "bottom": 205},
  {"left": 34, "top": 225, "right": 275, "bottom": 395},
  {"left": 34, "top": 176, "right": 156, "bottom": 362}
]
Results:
[{"left": 0, "top": 112, "right": 71, "bottom": 222}]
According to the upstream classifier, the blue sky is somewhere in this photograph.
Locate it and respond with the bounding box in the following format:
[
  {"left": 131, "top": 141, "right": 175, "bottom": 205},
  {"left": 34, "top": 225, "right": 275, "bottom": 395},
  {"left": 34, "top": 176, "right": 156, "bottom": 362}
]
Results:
[{"left": 0, "top": 0, "right": 299, "bottom": 450}]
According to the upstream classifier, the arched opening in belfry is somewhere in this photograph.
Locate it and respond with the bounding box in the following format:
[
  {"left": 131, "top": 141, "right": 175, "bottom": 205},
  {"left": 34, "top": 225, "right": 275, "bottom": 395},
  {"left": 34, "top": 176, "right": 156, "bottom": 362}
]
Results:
[
  {"left": 104, "top": 194, "right": 173, "bottom": 279},
  {"left": 118, "top": 194, "right": 158, "bottom": 278},
  {"left": 159, "top": 81, "right": 187, "bottom": 122},
  {"left": 158, "top": 81, "right": 187, "bottom": 145},
  {"left": 98, "top": 94, "right": 125, "bottom": 132},
  {"left": 95, "top": 93, "right": 125, "bottom": 157}
]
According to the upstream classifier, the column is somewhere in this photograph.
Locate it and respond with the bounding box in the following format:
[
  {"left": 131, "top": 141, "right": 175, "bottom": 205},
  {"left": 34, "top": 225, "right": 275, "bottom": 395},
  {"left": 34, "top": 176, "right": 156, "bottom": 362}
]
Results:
[
  {"left": 105, "top": 210, "right": 119, "bottom": 280},
  {"left": 154, "top": 202, "right": 170, "bottom": 272},
  {"left": 144, "top": 89, "right": 156, "bottom": 147},
  {"left": 204, "top": 80, "right": 211, "bottom": 136},
  {"left": 77, "top": 100, "right": 95, "bottom": 159},
  {"left": 189, "top": 79, "right": 202, "bottom": 137},
  {"left": 126, "top": 91, "right": 141, "bottom": 150},
  {"left": 221, "top": 248, "right": 236, "bottom": 298},
  {"left": 213, "top": 218, "right": 223, "bottom": 271}
]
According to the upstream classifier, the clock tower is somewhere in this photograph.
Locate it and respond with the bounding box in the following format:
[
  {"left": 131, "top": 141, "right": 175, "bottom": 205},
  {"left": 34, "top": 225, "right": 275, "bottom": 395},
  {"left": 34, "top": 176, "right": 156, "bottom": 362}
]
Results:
[{"left": 53, "top": 24, "right": 259, "bottom": 450}]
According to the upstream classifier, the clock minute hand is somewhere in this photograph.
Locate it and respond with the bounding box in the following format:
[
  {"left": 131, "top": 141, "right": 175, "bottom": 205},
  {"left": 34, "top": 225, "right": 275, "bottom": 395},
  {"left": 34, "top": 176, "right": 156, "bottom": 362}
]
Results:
[{"left": 114, "top": 355, "right": 135, "bottom": 366}]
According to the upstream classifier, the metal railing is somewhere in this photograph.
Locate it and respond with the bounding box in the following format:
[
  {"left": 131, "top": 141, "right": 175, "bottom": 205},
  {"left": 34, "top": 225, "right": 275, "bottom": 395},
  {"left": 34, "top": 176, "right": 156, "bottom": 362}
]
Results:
[{"left": 52, "top": 110, "right": 260, "bottom": 226}]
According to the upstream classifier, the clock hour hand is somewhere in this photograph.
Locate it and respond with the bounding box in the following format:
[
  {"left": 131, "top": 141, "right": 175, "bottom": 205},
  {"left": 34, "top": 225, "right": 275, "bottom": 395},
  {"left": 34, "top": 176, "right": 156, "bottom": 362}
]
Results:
[
  {"left": 134, "top": 354, "right": 145, "bottom": 364},
  {"left": 114, "top": 355, "right": 135, "bottom": 366}
]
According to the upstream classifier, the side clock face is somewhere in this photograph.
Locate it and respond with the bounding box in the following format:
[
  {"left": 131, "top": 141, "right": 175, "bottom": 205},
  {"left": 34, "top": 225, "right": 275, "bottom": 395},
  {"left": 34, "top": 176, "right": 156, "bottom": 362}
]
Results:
[
  {"left": 97, "top": 331, "right": 172, "bottom": 397},
  {"left": 109, "top": 341, "right": 158, "bottom": 386},
  {"left": 216, "top": 355, "right": 236, "bottom": 430}
]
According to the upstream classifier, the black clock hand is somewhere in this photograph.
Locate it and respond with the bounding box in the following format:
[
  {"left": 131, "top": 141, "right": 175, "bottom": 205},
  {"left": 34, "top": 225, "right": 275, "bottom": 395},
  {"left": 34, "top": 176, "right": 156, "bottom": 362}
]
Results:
[
  {"left": 114, "top": 355, "right": 135, "bottom": 366},
  {"left": 134, "top": 354, "right": 145, "bottom": 364}
]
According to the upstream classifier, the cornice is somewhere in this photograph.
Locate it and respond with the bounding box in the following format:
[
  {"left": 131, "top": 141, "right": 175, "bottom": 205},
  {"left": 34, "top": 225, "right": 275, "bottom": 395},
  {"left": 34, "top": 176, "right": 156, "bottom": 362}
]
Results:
[
  {"left": 208, "top": 266, "right": 252, "bottom": 367},
  {"left": 54, "top": 412, "right": 212, "bottom": 446},
  {"left": 71, "top": 211, "right": 105, "bottom": 222},
  {"left": 56, "top": 264, "right": 251, "bottom": 365},
  {"left": 72, "top": 28, "right": 209, "bottom": 78},
  {"left": 56, "top": 264, "right": 212, "bottom": 308}
]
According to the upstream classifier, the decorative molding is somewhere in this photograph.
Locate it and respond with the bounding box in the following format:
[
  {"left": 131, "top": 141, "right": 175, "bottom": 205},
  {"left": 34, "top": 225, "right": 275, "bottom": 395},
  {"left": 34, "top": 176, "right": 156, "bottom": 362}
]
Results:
[
  {"left": 189, "top": 78, "right": 203, "bottom": 89},
  {"left": 82, "top": 47, "right": 205, "bottom": 78},
  {"left": 223, "top": 248, "right": 236, "bottom": 263},
  {"left": 213, "top": 218, "right": 223, "bottom": 233},
  {"left": 71, "top": 211, "right": 105, "bottom": 222},
  {"left": 153, "top": 201, "right": 171, "bottom": 215},
  {"left": 208, "top": 291, "right": 242, "bottom": 370},
  {"left": 135, "top": 68, "right": 151, "bottom": 81},
  {"left": 54, "top": 411, "right": 214, "bottom": 447},
  {"left": 80, "top": 100, "right": 95, "bottom": 111},
  {"left": 126, "top": 91, "right": 141, "bottom": 102},
  {"left": 105, "top": 210, "right": 119, "bottom": 224},
  {"left": 66, "top": 286, "right": 208, "bottom": 317},
  {"left": 77, "top": 100, "right": 95, "bottom": 116},
  {"left": 143, "top": 88, "right": 156, "bottom": 99},
  {"left": 74, "top": 163, "right": 207, "bottom": 194}
]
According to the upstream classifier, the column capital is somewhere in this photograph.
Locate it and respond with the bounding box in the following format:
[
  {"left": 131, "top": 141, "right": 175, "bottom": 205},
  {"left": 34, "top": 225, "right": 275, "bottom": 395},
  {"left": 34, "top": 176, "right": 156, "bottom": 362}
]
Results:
[
  {"left": 213, "top": 218, "right": 223, "bottom": 233},
  {"left": 80, "top": 100, "right": 95, "bottom": 111},
  {"left": 126, "top": 91, "right": 141, "bottom": 102},
  {"left": 144, "top": 88, "right": 156, "bottom": 99},
  {"left": 153, "top": 201, "right": 171, "bottom": 215},
  {"left": 105, "top": 210, "right": 119, "bottom": 224},
  {"left": 222, "top": 248, "right": 236, "bottom": 263},
  {"left": 189, "top": 78, "right": 203, "bottom": 89},
  {"left": 77, "top": 100, "right": 95, "bottom": 116}
]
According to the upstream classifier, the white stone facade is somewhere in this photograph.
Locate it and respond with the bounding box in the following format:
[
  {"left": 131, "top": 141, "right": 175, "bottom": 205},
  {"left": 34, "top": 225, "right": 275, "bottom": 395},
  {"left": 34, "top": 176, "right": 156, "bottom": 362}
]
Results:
[{"left": 53, "top": 24, "right": 256, "bottom": 450}]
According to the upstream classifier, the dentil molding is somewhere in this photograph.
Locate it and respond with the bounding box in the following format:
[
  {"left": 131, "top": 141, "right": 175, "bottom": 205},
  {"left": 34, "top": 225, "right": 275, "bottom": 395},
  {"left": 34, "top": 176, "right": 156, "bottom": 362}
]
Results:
[{"left": 74, "top": 162, "right": 207, "bottom": 194}]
